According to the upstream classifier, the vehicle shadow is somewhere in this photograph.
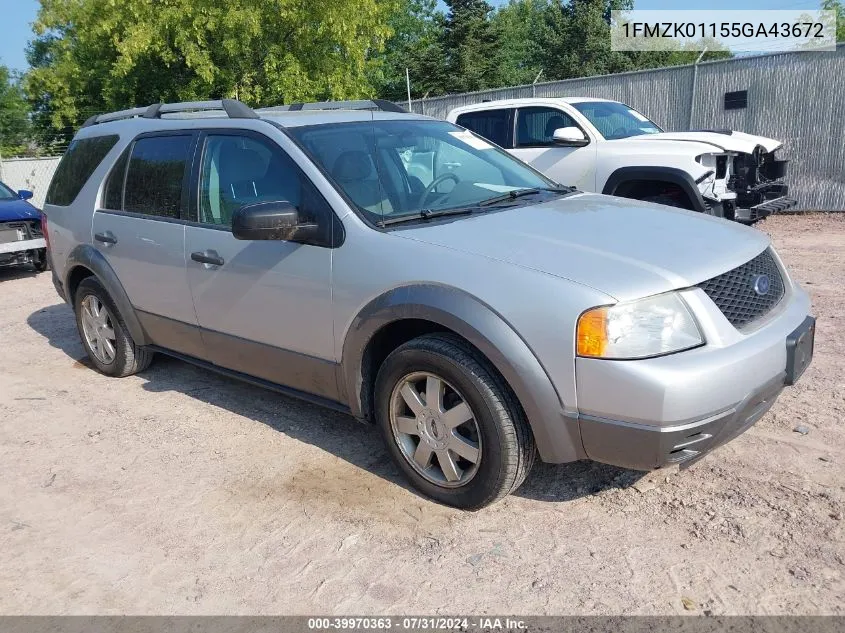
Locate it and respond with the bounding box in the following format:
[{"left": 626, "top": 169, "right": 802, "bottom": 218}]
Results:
[
  {"left": 0, "top": 265, "right": 41, "bottom": 282},
  {"left": 27, "top": 302, "right": 642, "bottom": 506}
]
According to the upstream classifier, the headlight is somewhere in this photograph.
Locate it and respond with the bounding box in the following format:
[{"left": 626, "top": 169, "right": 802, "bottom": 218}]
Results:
[{"left": 577, "top": 292, "right": 704, "bottom": 359}]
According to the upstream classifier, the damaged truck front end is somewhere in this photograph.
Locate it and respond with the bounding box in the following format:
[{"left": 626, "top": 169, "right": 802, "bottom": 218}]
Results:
[{"left": 695, "top": 142, "right": 796, "bottom": 224}]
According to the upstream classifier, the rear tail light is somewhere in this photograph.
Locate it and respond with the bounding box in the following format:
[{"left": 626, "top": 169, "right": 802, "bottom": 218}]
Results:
[{"left": 41, "top": 214, "right": 50, "bottom": 250}]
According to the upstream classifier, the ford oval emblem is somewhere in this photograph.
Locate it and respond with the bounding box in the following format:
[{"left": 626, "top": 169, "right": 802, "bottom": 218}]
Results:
[{"left": 753, "top": 274, "right": 771, "bottom": 296}]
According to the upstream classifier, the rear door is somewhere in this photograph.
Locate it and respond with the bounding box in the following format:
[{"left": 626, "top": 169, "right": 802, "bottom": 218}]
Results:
[
  {"left": 511, "top": 106, "right": 596, "bottom": 190},
  {"left": 92, "top": 132, "right": 206, "bottom": 358},
  {"left": 454, "top": 108, "right": 514, "bottom": 149}
]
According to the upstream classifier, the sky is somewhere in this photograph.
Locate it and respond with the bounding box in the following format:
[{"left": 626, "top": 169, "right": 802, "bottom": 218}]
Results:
[{"left": 0, "top": 0, "right": 829, "bottom": 74}]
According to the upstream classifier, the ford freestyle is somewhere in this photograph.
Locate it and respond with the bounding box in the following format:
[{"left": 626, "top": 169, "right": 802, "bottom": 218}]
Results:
[{"left": 43, "top": 99, "right": 814, "bottom": 509}]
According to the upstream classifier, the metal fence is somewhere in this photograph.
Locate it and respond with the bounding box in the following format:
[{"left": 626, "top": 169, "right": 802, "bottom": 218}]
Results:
[
  {"left": 411, "top": 44, "right": 845, "bottom": 211},
  {"left": 0, "top": 156, "right": 62, "bottom": 209}
]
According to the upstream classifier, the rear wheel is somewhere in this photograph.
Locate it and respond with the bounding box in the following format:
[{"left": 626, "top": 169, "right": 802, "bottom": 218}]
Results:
[
  {"left": 73, "top": 277, "right": 153, "bottom": 377},
  {"left": 374, "top": 333, "right": 535, "bottom": 509}
]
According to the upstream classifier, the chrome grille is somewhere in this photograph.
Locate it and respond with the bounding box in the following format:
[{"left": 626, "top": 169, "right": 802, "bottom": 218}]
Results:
[{"left": 698, "top": 249, "right": 785, "bottom": 328}]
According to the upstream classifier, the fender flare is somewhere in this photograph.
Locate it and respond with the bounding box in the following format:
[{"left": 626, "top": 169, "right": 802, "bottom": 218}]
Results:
[
  {"left": 340, "top": 284, "right": 585, "bottom": 464},
  {"left": 64, "top": 244, "right": 149, "bottom": 346},
  {"left": 602, "top": 166, "right": 708, "bottom": 213}
]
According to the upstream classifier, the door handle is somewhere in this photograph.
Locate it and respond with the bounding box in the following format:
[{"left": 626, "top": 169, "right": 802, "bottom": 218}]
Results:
[
  {"left": 191, "top": 251, "right": 224, "bottom": 267},
  {"left": 94, "top": 231, "right": 117, "bottom": 245}
]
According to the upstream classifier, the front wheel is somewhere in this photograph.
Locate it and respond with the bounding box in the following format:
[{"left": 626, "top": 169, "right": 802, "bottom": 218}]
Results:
[{"left": 374, "top": 333, "right": 535, "bottom": 509}]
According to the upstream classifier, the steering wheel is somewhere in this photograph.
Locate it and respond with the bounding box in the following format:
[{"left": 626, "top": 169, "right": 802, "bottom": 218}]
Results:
[
  {"left": 419, "top": 172, "right": 460, "bottom": 208},
  {"left": 611, "top": 127, "right": 629, "bottom": 139}
]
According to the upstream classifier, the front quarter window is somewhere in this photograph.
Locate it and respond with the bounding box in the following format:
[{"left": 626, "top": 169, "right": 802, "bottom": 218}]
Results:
[{"left": 289, "top": 119, "right": 558, "bottom": 226}]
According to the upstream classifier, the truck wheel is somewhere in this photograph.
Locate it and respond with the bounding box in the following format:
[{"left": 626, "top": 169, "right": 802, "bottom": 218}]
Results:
[
  {"left": 374, "top": 333, "right": 536, "bottom": 509},
  {"left": 73, "top": 276, "right": 153, "bottom": 377}
]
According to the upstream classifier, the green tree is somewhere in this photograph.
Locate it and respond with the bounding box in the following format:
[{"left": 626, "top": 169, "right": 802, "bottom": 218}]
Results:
[
  {"left": 491, "top": 0, "right": 548, "bottom": 87},
  {"left": 371, "top": 0, "right": 449, "bottom": 101},
  {"left": 0, "top": 63, "right": 31, "bottom": 156},
  {"left": 822, "top": 0, "right": 845, "bottom": 41},
  {"left": 442, "top": 0, "right": 502, "bottom": 93},
  {"left": 25, "top": 0, "right": 395, "bottom": 143},
  {"left": 537, "top": 0, "right": 634, "bottom": 80}
]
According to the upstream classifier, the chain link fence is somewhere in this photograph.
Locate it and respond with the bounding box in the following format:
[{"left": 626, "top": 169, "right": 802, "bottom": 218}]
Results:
[{"left": 0, "top": 155, "right": 62, "bottom": 209}]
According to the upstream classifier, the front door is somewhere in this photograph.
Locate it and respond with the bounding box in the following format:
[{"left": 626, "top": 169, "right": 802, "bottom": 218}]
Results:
[
  {"left": 510, "top": 106, "right": 597, "bottom": 191},
  {"left": 92, "top": 132, "right": 205, "bottom": 358},
  {"left": 184, "top": 130, "right": 338, "bottom": 401}
]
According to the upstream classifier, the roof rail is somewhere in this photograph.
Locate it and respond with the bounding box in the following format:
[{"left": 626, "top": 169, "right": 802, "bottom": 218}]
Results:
[
  {"left": 257, "top": 99, "right": 406, "bottom": 114},
  {"left": 80, "top": 99, "right": 259, "bottom": 128}
]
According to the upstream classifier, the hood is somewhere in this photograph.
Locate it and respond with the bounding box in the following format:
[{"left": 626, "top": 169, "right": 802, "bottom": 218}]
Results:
[
  {"left": 394, "top": 193, "right": 770, "bottom": 302},
  {"left": 637, "top": 131, "right": 782, "bottom": 154},
  {"left": 0, "top": 198, "right": 41, "bottom": 223}
]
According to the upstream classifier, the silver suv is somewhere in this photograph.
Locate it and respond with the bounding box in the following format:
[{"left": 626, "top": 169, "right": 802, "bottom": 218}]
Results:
[{"left": 44, "top": 99, "right": 815, "bottom": 509}]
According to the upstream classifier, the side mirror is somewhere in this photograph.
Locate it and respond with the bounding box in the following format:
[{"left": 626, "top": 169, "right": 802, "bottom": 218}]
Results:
[
  {"left": 552, "top": 127, "right": 589, "bottom": 147},
  {"left": 232, "top": 201, "right": 320, "bottom": 243},
  {"left": 18, "top": 189, "right": 34, "bottom": 201}
]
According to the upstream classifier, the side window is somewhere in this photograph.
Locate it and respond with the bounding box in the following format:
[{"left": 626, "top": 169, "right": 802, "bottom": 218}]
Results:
[
  {"left": 45, "top": 135, "right": 119, "bottom": 206},
  {"left": 516, "top": 107, "right": 578, "bottom": 147},
  {"left": 102, "top": 145, "right": 130, "bottom": 211},
  {"left": 455, "top": 109, "right": 512, "bottom": 147},
  {"left": 123, "top": 135, "right": 192, "bottom": 218},
  {"left": 198, "top": 134, "right": 331, "bottom": 229}
]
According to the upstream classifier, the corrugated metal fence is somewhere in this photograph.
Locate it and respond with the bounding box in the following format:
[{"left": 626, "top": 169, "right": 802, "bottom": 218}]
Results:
[{"left": 411, "top": 44, "right": 845, "bottom": 211}]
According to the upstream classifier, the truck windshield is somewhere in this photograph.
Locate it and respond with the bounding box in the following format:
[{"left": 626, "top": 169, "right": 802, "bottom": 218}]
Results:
[
  {"left": 288, "top": 119, "right": 561, "bottom": 226},
  {"left": 571, "top": 101, "right": 662, "bottom": 140}
]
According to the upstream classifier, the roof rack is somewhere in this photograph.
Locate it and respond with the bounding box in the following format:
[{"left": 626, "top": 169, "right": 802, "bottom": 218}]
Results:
[
  {"left": 257, "top": 99, "right": 406, "bottom": 114},
  {"left": 80, "top": 99, "right": 259, "bottom": 128}
]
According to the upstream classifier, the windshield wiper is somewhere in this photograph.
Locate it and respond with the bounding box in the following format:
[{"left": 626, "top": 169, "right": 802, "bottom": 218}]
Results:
[
  {"left": 478, "top": 186, "right": 575, "bottom": 207},
  {"left": 377, "top": 207, "right": 476, "bottom": 227}
]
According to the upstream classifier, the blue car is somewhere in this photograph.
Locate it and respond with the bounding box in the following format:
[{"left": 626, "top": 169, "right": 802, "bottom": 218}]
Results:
[{"left": 0, "top": 180, "right": 48, "bottom": 272}]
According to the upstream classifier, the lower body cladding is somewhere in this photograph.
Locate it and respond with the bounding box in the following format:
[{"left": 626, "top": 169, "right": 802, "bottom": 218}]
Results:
[{"left": 572, "top": 290, "right": 814, "bottom": 471}]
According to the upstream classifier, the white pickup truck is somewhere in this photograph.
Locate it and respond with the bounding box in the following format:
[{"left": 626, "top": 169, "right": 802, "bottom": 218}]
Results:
[{"left": 447, "top": 97, "right": 796, "bottom": 223}]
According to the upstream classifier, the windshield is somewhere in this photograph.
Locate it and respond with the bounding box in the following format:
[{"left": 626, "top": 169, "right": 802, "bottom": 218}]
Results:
[
  {"left": 0, "top": 182, "right": 18, "bottom": 200},
  {"left": 571, "top": 101, "right": 662, "bottom": 140},
  {"left": 288, "top": 119, "right": 559, "bottom": 225}
]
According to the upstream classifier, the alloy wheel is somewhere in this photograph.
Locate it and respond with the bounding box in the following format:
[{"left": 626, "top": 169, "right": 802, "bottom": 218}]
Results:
[
  {"left": 389, "top": 371, "right": 482, "bottom": 487},
  {"left": 80, "top": 295, "right": 117, "bottom": 365}
]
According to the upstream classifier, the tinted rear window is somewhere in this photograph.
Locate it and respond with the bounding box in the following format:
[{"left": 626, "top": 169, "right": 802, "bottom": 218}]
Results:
[
  {"left": 123, "top": 135, "right": 192, "bottom": 218},
  {"left": 455, "top": 109, "right": 512, "bottom": 147},
  {"left": 45, "top": 135, "right": 119, "bottom": 206},
  {"left": 103, "top": 146, "right": 130, "bottom": 211}
]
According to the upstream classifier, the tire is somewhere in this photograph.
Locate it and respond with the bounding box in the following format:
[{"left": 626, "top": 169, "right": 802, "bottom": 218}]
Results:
[
  {"left": 73, "top": 276, "right": 154, "bottom": 377},
  {"left": 32, "top": 249, "right": 49, "bottom": 272},
  {"left": 374, "top": 333, "right": 536, "bottom": 509}
]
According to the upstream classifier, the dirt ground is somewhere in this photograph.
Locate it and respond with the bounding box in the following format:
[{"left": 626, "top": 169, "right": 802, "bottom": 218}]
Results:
[{"left": 0, "top": 214, "right": 843, "bottom": 616}]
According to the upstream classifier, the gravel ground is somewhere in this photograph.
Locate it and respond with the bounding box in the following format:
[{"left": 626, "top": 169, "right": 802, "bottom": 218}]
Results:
[{"left": 0, "top": 214, "right": 843, "bottom": 615}]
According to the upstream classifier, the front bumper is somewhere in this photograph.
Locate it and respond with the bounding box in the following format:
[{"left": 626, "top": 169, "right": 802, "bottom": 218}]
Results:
[
  {"left": 735, "top": 196, "right": 797, "bottom": 223},
  {"left": 574, "top": 284, "right": 813, "bottom": 470},
  {"left": 579, "top": 373, "right": 784, "bottom": 470}
]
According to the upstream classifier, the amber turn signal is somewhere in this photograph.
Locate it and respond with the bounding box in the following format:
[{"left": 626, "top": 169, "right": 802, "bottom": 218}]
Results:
[{"left": 576, "top": 307, "right": 608, "bottom": 357}]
